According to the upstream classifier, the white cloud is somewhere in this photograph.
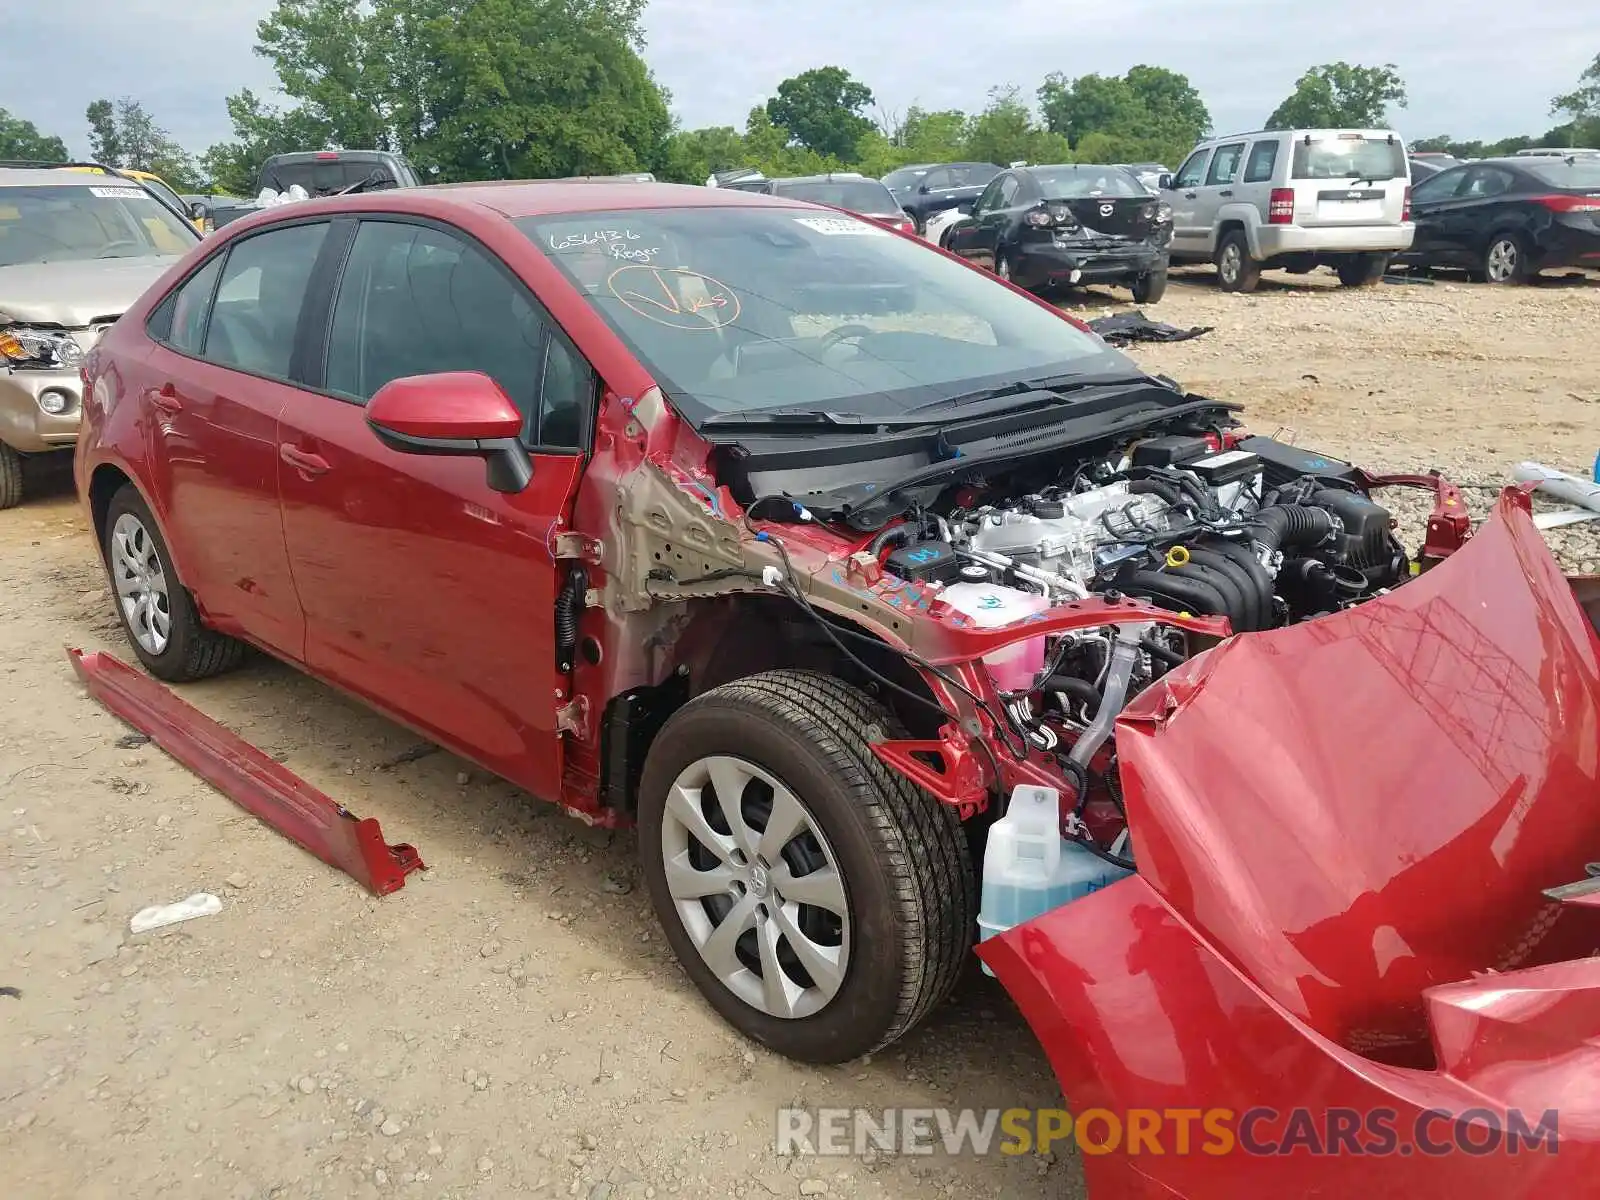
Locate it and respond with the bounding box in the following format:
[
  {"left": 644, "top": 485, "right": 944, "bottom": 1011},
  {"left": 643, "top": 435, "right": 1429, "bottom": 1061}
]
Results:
[{"left": 3, "top": 0, "right": 1595, "bottom": 160}]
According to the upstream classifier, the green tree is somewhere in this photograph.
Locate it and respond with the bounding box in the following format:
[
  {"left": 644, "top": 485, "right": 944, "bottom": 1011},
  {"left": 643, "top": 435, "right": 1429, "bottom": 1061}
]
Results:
[
  {"left": 658, "top": 125, "right": 745, "bottom": 184},
  {"left": 965, "top": 86, "right": 1072, "bottom": 167},
  {"left": 1266, "top": 62, "right": 1408, "bottom": 130},
  {"left": 901, "top": 107, "right": 971, "bottom": 162},
  {"left": 765, "top": 66, "right": 876, "bottom": 161},
  {"left": 214, "top": 0, "right": 669, "bottom": 185},
  {"left": 1551, "top": 52, "right": 1600, "bottom": 145},
  {"left": 86, "top": 100, "right": 122, "bottom": 165},
  {"left": 81, "top": 97, "right": 201, "bottom": 187},
  {"left": 0, "top": 107, "right": 69, "bottom": 162},
  {"left": 1037, "top": 65, "right": 1208, "bottom": 167},
  {"left": 201, "top": 89, "right": 334, "bottom": 194}
]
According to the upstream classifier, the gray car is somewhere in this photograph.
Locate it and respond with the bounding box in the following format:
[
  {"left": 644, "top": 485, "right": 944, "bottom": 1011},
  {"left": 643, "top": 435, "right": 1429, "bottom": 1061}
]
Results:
[{"left": 0, "top": 168, "right": 199, "bottom": 507}]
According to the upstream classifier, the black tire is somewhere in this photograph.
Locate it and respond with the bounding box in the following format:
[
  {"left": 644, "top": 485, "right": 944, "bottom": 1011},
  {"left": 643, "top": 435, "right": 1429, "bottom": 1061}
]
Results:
[
  {"left": 1479, "top": 232, "right": 1531, "bottom": 284},
  {"left": 1131, "top": 269, "right": 1168, "bottom": 304},
  {"left": 0, "top": 443, "right": 21, "bottom": 510},
  {"left": 637, "top": 670, "right": 975, "bottom": 1064},
  {"left": 101, "top": 484, "right": 247, "bottom": 682},
  {"left": 1336, "top": 253, "right": 1390, "bottom": 287},
  {"left": 1214, "top": 229, "right": 1261, "bottom": 293}
]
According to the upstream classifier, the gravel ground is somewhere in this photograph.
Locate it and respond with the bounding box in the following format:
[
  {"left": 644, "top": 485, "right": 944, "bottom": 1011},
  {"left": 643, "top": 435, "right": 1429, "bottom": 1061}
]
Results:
[{"left": 2, "top": 266, "right": 1597, "bottom": 1200}]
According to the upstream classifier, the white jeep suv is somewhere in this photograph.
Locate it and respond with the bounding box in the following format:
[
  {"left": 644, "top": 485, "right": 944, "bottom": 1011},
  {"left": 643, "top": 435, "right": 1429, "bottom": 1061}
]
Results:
[{"left": 1162, "top": 129, "right": 1415, "bottom": 292}]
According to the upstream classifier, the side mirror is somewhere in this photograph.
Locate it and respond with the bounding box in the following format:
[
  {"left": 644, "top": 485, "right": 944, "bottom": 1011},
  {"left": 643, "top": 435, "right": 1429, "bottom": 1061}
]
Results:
[
  {"left": 917, "top": 182, "right": 931, "bottom": 194},
  {"left": 188, "top": 201, "right": 208, "bottom": 221},
  {"left": 956, "top": 202, "right": 975, "bottom": 216},
  {"left": 1157, "top": 174, "right": 1175, "bottom": 191},
  {"left": 366, "top": 372, "right": 532, "bottom": 494}
]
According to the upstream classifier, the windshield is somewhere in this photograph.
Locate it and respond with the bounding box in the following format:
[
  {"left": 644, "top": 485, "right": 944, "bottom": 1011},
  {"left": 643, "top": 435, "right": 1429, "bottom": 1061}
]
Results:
[
  {"left": 1291, "top": 136, "right": 1407, "bottom": 180},
  {"left": 262, "top": 159, "right": 393, "bottom": 196},
  {"left": 521, "top": 206, "right": 1125, "bottom": 421},
  {"left": 1030, "top": 166, "right": 1148, "bottom": 198},
  {"left": 135, "top": 176, "right": 188, "bottom": 218},
  {"left": 1524, "top": 159, "right": 1600, "bottom": 188},
  {"left": 0, "top": 184, "right": 196, "bottom": 266},
  {"left": 769, "top": 179, "right": 899, "bottom": 212}
]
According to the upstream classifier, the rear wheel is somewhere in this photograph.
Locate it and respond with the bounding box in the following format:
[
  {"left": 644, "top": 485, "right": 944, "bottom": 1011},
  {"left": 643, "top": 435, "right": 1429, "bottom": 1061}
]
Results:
[
  {"left": 1214, "top": 230, "right": 1261, "bottom": 293},
  {"left": 1131, "top": 269, "right": 1168, "bottom": 304},
  {"left": 637, "top": 670, "right": 975, "bottom": 1063},
  {"left": 101, "top": 484, "right": 247, "bottom": 682},
  {"left": 0, "top": 444, "right": 22, "bottom": 510},
  {"left": 1336, "top": 253, "right": 1390, "bottom": 287},
  {"left": 1480, "top": 233, "right": 1530, "bottom": 284}
]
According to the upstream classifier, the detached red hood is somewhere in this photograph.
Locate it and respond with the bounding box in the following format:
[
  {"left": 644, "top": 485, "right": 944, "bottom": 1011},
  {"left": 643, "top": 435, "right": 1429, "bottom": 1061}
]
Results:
[
  {"left": 1114, "top": 488, "right": 1600, "bottom": 1061},
  {"left": 977, "top": 491, "right": 1600, "bottom": 1199}
]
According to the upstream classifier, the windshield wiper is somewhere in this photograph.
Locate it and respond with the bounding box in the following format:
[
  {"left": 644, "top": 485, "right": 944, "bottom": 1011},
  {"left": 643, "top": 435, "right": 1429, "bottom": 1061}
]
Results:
[{"left": 906, "top": 372, "right": 1153, "bottom": 416}]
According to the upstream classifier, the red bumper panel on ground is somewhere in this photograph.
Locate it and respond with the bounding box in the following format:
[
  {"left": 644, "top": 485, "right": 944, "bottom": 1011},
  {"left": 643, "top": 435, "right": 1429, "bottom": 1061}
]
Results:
[{"left": 68, "top": 648, "right": 424, "bottom": 895}]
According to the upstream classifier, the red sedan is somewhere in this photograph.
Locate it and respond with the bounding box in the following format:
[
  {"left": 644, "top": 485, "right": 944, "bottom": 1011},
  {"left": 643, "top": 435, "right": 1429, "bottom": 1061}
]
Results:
[{"left": 75, "top": 181, "right": 1600, "bottom": 1198}]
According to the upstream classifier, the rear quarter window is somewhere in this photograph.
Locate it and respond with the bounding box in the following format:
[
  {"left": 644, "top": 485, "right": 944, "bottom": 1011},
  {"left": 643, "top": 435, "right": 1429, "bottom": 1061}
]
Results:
[
  {"left": 1243, "top": 140, "right": 1280, "bottom": 183},
  {"left": 1523, "top": 160, "right": 1600, "bottom": 189}
]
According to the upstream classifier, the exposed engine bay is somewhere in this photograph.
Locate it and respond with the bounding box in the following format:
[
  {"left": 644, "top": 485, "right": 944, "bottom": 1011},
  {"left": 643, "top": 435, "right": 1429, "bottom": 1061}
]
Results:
[{"left": 826, "top": 430, "right": 1413, "bottom": 865}]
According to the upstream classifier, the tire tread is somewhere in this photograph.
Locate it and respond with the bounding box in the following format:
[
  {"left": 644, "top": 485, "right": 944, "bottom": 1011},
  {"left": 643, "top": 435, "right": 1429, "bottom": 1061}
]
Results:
[
  {"left": 0, "top": 444, "right": 22, "bottom": 510},
  {"left": 679, "top": 669, "right": 975, "bottom": 1054}
]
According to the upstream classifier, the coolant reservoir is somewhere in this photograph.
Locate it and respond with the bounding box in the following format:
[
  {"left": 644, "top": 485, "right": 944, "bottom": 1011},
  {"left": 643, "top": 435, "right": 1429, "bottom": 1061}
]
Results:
[
  {"left": 936, "top": 581, "right": 1050, "bottom": 692},
  {"left": 977, "top": 785, "right": 1134, "bottom": 975}
]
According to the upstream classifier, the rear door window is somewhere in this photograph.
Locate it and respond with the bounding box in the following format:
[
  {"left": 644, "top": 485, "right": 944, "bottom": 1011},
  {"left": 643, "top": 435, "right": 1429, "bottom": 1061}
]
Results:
[
  {"left": 1291, "top": 136, "right": 1407, "bottom": 181},
  {"left": 1461, "top": 167, "right": 1517, "bottom": 198},
  {"left": 1205, "top": 144, "right": 1246, "bottom": 185},
  {"left": 202, "top": 222, "right": 329, "bottom": 380},
  {"left": 1243, "top": 140, "right": 1280, "bottom": 183}
]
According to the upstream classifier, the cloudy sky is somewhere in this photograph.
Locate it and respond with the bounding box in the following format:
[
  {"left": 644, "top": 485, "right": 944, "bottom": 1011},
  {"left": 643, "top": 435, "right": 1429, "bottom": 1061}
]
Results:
[{"left": 5, "top": 1, "right": 1597, "bottom": 159}]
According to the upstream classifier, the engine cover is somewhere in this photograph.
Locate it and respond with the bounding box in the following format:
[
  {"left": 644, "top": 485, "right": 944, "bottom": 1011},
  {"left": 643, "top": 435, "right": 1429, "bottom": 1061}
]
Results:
[{"left": 967, "top": 482, "right": 1171, "bottom": 581}]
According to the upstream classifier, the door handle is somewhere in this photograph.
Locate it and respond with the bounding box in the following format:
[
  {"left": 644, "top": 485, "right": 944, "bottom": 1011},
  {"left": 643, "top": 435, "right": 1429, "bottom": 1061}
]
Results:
[
  {"left": 1218, "top": 189, "right": 1234, "bottom": 198},
  {"left": 279, "top": 443, "right": 330, "bottom": 476},
  {"left": 1183, "top": 191, "right": 1197, "bottom": 199},
  {"left": 150, "top": 384, "right": 182, "bottom": 415}
]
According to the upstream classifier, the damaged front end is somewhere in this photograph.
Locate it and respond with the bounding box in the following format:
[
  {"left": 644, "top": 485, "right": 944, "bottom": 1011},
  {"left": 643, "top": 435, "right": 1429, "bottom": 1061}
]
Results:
[{"left": 976, "top": 488, "right": 1600, "bottom": 1198}]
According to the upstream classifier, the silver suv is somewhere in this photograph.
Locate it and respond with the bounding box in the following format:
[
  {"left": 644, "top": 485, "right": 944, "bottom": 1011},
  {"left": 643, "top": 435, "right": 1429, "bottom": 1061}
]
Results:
[
  {"left": 1162, "top": 129, "right": 1415, "bottom": 292},
  {"left": 1, "top": 167, "right": 199, "bottom": 507}
]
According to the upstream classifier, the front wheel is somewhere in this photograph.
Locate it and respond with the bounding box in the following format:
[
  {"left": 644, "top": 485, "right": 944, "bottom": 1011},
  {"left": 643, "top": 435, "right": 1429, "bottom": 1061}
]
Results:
[
  {"left": 637, "top": 671, "right": 975, "bottom": 1064},
  {"left": 1131, "top": 269, "right": 1169, "bottom": 304},
  {"left": 101, "top": 484, "right": 248, "bottom": 682},
  {"left": 0, "top": 443, "right": 21, "bottom": 510}
]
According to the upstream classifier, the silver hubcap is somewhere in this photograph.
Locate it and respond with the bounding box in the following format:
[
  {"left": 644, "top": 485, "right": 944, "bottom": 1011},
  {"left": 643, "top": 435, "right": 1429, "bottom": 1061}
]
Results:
[
  {"left": 110, "top": 512, "right": 172, "bottom": 655},
  {"left": 660, "top": 755, "right": 850, "bottom": 1019},
  {"left": 1487, "top": 239, "right": 1517, "bottom": 281},
  {"left": 1219, "top": 244, "right": 1241, "bottom": 283}
]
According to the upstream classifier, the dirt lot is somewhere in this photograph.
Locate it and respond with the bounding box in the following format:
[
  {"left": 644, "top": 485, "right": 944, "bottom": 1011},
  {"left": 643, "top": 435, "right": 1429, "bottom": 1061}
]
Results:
[{"left": 3, "top": 268, "right": 1598, "bottom": 1200}]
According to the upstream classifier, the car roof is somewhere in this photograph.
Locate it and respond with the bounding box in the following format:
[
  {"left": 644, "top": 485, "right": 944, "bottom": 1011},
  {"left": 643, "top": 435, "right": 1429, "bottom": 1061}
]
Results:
[
  {"left": 215, "top": 181, "right": 822, "bottom": 230},
  {"left": 767, "top": 173, "right": 874, "bottom": 185},
  {"left": 0, "top": 168, "right": 111, "bottom": 188}
]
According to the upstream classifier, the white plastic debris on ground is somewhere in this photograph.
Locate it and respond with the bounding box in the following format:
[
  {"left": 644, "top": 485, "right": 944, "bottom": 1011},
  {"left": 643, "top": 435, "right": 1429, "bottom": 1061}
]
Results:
[
  {"left": 129, "top": 892, "right": 223, "bottom": 934},
  {"left": 1513, "top": 461, "right": 1600, "bottom": 529}
]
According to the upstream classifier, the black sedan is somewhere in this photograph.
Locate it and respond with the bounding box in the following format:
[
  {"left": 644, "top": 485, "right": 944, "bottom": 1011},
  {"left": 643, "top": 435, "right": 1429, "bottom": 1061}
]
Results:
[
  {"left": 1397, "top": 155, "right": 1600, "bottom": 283},
  {"left": 883, "top": 161, "right": 1002, "bottom": 233},
  {"left": 940, "top": 164, "right": 1173, "bottom": 302}
]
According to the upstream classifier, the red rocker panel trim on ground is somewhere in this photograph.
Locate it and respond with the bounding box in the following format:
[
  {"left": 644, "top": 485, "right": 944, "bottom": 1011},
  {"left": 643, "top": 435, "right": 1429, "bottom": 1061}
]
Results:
[{"left": 67, "top": 648, "right": 424, "bottom": 895}]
